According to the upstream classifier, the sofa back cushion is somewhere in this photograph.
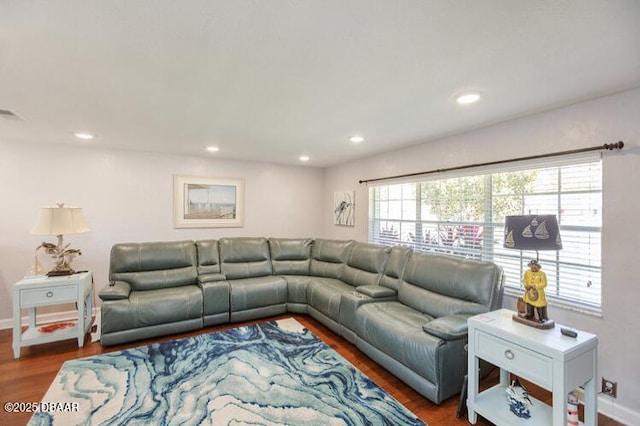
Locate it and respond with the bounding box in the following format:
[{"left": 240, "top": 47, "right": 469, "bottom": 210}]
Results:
[
  {"left": 310, "top": 239, "right": 354, "bottom": 279},
  {"left": 219, "top": 237, "right": 272, "bottom": 279},
  {"left": 269, "top": 238, "right": 312, "bottom": 275},
  {"left": 340, "top": 242, "right": 391, "bottom": 287},
  {"left": 398, "top": 252, "right": 504, "bottom": 318},
  {"left": 379, "top": 246, "right": 412, "bottom": 291},
  {"left": 109, "top": 240, "right": 198, "bottom": 291},
  {"left": 196, "top": 240, "right": 221, "bottom": 274}
]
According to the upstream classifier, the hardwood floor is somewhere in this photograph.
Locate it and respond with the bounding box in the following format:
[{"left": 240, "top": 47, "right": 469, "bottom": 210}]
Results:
[{"left": 0, "top": 314, "right": 622, "bottom": 425}]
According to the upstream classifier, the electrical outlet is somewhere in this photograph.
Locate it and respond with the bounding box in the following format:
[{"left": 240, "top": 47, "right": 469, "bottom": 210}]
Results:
[{"left": 602, "top": 378, "right": 617, "bottom": 398}]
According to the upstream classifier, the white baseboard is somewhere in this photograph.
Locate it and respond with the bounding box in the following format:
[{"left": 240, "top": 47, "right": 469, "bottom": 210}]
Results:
[
  {"left": 0, "top": 307, "right": 101, "bottom": 342},
  {"left": 574, "top": 385, "right": 639, "bottom": 425},
  {"left": 599, "top": 395, "right": 640, "bottom": 426}
]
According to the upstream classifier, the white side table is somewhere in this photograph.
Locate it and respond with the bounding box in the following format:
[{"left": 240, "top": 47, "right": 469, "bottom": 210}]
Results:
[
  {"left": 12, "top": 272, "right": 93, "bottom": 359},
  {"left": 467, "top": 308, "right": 598, "bottom": 426}
]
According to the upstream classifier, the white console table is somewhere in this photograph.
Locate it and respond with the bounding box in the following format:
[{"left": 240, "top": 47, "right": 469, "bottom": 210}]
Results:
[
  {"left": 467, "top": 309, "right": 598, "bottom": 426},
  {"left": 13, "top": 272, "right": 93, "bottom": 359}
]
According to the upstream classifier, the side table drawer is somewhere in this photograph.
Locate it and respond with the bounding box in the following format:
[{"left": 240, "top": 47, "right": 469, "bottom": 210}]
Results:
[
  {"left": 21, "top": 285, "right": 77, "bottom": 306},
  {"left": 477, "top": 331, "right": 552, "bottom": 388}
]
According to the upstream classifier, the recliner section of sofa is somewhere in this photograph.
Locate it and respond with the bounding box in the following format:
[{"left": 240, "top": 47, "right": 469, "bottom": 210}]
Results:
[
  {"left": 268, "top": 238, "right": 313, "bottom": 314},
  {"left": 99, "top": 240, "right": 203, "bottom": 347},
  {"left": 99, "top": 237, "right": 504, "bottom": 406},
  {"left": 354, "top": 251, "right": 504, "bottom": 403},
  {"left": 219, "top": 237, "right": 287, "bottom": 322},
  {"left": 307, "top": 240, "right": 393, "bottom": 336},
  {"left": 338, "top": 245, "right": 410, "bottom": 343},
  {"left": 306, "top": 239, "right": 356, "bottom": 333}
]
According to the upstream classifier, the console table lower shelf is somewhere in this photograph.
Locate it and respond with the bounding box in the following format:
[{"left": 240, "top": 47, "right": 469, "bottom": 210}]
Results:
[
  {"left": 20, "top": 322, "right": 87, "bottom": 345},
  {"left": 474, "top": 384, "right": 553, "bottom": 425}
]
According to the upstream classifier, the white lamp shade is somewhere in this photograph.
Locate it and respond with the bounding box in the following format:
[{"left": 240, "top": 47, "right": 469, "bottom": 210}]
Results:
[{"left": 31, "top": 206, "right": 90, "bottom": 235}]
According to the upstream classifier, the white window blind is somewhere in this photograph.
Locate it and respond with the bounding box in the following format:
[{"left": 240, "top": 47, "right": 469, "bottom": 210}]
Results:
[{"left": 368, "top": 154, "right": 603, "bottom": 313}]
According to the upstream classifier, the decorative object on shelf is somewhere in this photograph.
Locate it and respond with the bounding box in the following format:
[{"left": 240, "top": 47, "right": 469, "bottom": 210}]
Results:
[
  {"left": 27, "top": 244, "right": 49, "bottom": 277},
  {"left": 30, "top": 203, "right": 90, "bottom": 276},
  {"left": 506, "top": 377, "right": 532, "bottom": 419},
  {"left": 173, "top": 175, "right": 244, "bottom": 228},
  {"left": 567, "top": 391, "right": 579, "bottom": 426},
  {"left": 38, "top": 321, "right": 76, "bottom": 333},
  {"left": 334, "top": 190, "right": 355, "bottom": 226},
  {"left": 504, "top": 214, "right": 562, "bottom": 329}
]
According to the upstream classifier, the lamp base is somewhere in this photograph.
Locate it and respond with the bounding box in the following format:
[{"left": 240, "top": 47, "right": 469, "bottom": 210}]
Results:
[
  {"left": 512, "top": 313, "right": 555, "bottom": 329},
  {"left": 515, "top": 297, "right": 555, "bottom": 329},
  {"left": 46, "top": 269, "right": 75, "bottom": 277}
]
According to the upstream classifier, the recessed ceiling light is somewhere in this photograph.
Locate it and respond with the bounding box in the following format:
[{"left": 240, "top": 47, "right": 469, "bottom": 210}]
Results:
[
  {"left": 455, "top": 92, "right": 481, "bottom": 105},
  {"left": 299, "top": 155, "right": 310, "bottom": 162},
  {"left": 74, "top": 132, "right": 95, "bottom": 140},
  {"left": 205, "top": 146, "right": 220, "bottom": 152},
  {"left": 349, "top": 135, "right": 365, "bottom": 143}
]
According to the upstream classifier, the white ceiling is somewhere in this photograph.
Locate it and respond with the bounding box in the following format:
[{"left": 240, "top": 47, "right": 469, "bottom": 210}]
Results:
[{"left": 1, "top": 1, "right": 639, "bottom": 167}]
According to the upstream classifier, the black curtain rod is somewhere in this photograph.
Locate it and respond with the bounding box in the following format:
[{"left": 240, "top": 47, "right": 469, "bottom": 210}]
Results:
[{"left": 358, "top": 141, "right": 624, "bottom": 185}]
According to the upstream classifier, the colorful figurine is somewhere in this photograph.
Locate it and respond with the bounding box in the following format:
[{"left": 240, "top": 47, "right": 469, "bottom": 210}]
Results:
[{"left": 522, "top": 259, "right": 548, "bottom": 322}]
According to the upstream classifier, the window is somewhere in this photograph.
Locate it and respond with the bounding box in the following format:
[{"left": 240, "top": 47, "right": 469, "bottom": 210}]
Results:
[{"left": 368, "top": 154, "right": 603, "bottom": 314}]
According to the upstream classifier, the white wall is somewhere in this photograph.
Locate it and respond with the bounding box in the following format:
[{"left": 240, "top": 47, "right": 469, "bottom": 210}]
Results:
[
  {"left": 323, "top": 88, "right": 640, "bottom": 421},
  {"left": 0, "top": 142, "right": 324, "bottom": 319}
]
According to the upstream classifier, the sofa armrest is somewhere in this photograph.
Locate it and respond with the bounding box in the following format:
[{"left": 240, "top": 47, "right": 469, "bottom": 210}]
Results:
[
  {"left": 198, "top": 273, "right": 227, "bottom": 284},
  {"left": 99, "top": 281, "right": 131, "bottom": 301},
  {"left": 422, "top": 314, "right": 471, "bottom": 340},
  {"left": 357, "top": 285, "right": 396, "bottom": 298}
]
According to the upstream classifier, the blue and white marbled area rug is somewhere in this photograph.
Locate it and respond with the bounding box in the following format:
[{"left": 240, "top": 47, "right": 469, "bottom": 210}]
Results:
[{"left": 30, "top": 318, "right": 426, "bottom": 426}]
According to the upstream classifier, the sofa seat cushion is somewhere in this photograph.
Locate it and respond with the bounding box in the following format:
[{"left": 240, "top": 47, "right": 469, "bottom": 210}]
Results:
[
  {"left": 229, "top": 276, "right": 287, "bottom": 312},
  {"left": 307, "top": 277, "right": 353, "bottom": 320},
  {"left": 102, "top": 285, "right": 202, "bottom": 334},
  {"left": 279, "top": 275, "right": 312, "bottom": 304},
  {"left": 356, "top": 301, "right": 441, "bottom": 383}
]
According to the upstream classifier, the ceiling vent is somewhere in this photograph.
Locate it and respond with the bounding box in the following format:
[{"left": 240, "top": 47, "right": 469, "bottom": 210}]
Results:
[{"left": 0, "top": 109, "right": 23, "bottom": 120}]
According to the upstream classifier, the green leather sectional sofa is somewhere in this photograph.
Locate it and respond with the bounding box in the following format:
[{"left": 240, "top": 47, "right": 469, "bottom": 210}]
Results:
[{"left": 99, "top": 237, "right": 504, "bottom": 404}]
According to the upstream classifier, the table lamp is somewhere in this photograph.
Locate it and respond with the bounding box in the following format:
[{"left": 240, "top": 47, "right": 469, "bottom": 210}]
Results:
[
  {"left": 504, "top": 214, "right": 562, "bottom": 329},
  {"left": 31, "top": 203, "right": 90, "bottom": 276}
]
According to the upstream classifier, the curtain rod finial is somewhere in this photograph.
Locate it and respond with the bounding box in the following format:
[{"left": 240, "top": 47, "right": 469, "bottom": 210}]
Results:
[{"left": 604, "top": 141, "right": 624, "bottom": 150}]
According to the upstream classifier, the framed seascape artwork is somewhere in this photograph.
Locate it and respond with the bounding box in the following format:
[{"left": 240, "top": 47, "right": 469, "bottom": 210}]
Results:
[
  {"left": 174, "top": 175, "right": 244, "bottom": 228},
  {"left": 334, "top": 190, "right": 355, "bottom": 226}
]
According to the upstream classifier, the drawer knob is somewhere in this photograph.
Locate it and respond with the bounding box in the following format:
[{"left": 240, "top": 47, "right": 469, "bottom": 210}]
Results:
[
  {"left": 46, "top": 291, "right": 54, "bottom": 298},
  {"left": 504, "top": 349, "right": 515, "bottom": 360}
]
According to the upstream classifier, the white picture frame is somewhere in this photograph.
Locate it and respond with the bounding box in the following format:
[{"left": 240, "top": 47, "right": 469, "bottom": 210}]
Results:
[
  {"left": 334, "top": 190, "right": 355, "bottom": 226},
  {"left": 174, "top": 175, "right": 244, "bottom": 228}
]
